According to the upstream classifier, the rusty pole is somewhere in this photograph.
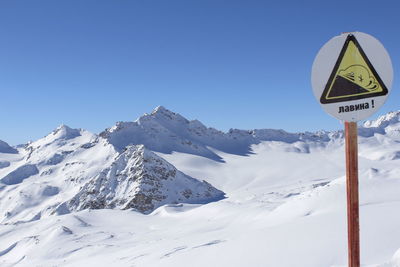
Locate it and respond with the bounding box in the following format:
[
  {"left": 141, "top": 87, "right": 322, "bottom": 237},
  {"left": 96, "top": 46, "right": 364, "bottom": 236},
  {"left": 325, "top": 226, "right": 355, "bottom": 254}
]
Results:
[{"left": 345, "top": 121, "right": 360, "bottom": 267}]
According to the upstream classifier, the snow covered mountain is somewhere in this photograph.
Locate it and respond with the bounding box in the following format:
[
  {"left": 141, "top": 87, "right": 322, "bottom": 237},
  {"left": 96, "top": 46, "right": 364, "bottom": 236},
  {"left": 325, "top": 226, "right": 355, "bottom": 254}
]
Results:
[
  {"left": 100, "top": 106, "right": 340, "bottom": 161},
  {"left": 361, "top": 110, "right": 400, "bottom": 136},
  {"left": 0, "top": 117, "right": 224, "bottom": 224},
  {"left": 2, "top": 107, "right": 400, "bottom": 266},
  {"left": 0, "top": 124, "right": 115, "bottom": 224},
  {"left": 66, "top": 145, "right": 224, "bottom": 214}
]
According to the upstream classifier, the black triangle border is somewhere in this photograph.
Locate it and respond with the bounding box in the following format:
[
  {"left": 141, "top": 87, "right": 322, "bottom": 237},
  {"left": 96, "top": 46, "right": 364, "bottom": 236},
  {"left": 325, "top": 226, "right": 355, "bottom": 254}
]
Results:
[{"left": 320, "top": 34, "right": 388, "bottom": 104}]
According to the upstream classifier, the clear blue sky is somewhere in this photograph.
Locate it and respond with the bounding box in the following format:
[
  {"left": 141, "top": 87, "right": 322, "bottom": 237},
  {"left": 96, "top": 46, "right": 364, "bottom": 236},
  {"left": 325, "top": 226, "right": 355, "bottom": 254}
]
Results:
[{"left": 1, "top": 0, "right": 399, "bottom": 145}]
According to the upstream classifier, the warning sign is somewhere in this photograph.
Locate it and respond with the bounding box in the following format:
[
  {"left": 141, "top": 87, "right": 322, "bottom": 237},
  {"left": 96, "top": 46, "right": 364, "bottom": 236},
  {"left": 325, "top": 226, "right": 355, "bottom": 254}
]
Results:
[
  {"left": 320, "top": 34, "right": 388, "bottom": 104},
  {"left": 312, "top": 32, "right": 393, "bottom": 122}
]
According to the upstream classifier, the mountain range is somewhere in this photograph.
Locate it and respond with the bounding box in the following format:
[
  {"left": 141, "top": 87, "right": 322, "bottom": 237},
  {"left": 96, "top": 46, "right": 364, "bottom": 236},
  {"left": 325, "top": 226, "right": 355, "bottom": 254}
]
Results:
[{"left": 1, "top": 106, "right": 400, "bottom": 266}]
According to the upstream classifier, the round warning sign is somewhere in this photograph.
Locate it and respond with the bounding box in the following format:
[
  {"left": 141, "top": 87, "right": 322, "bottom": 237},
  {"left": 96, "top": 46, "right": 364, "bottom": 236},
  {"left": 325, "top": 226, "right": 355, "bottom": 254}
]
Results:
[{"left": 312, "top": 32, "right": 393, "bottom": 122}]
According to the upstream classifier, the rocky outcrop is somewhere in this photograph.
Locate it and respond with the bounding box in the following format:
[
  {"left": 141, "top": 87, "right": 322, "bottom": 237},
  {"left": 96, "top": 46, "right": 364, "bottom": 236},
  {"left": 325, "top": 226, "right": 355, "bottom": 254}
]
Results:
[{"left": 66, "top": 145, "right": 224, "bottom": 214}]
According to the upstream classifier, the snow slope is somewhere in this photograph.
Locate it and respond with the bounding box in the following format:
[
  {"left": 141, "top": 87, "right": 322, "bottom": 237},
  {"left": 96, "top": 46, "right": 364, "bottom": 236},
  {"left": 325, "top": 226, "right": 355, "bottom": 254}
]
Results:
[
  {"left": 0, "top": 125, "right": 116, "bottom": 224},
  {"left": 0, "top": 140, "right": 17, "bottom": 154},
  {"left": 1, "top": 107, "right": 400, "bottom": 266}
]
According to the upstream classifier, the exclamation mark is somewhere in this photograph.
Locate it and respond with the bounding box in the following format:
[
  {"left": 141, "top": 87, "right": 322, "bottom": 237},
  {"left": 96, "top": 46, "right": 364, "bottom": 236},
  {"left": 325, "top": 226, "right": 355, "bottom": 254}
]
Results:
[{"left": 372, "top": 100, "right": 375, "bottom": 108}]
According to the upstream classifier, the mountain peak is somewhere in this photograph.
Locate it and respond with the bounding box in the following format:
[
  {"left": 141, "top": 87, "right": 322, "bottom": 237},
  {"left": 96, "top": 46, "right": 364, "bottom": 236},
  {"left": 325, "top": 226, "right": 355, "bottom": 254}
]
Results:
[
  {"left": 66, "top": 144, "right": 224, "bottom": 214},
  {"left": 151, "top": 105, "right": 169, "bottom": 114},
  {"left": 54, "top": 124, "right": 73, "bottom": 132},
  {"left": 148, "top": 105, "right": 188, "bottom": 123},
  {"left": 100, "top": 106, "right": 328, "bottom": 161},
  {"left": 51, "top": 124, "right": 81, "bottom": 140}
]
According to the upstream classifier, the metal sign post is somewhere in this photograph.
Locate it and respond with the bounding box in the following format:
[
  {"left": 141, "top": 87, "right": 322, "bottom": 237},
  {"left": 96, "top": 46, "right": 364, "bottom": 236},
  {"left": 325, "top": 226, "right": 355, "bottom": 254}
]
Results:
[{"left": 312, "top": 32, "right": 393, "bottom": 267}]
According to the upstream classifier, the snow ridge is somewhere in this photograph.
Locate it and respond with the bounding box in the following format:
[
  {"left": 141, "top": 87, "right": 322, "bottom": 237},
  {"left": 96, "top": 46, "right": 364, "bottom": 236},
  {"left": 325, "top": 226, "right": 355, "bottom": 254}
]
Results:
[
  {"left": 100, "top": 106, "right": 342, "bottom": 161},
  {"left": 359, "top": 111, "right": 400, "bottom": 137},
  {"left": 364, "top": 111, "right": 400, "bottom": 128}
]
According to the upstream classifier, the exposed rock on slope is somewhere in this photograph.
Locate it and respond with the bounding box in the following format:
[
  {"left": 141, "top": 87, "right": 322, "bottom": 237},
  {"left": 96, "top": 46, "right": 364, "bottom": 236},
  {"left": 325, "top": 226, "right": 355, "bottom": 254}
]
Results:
[{"left": 66, "top": 145, "right": 224, "bottom": 214}]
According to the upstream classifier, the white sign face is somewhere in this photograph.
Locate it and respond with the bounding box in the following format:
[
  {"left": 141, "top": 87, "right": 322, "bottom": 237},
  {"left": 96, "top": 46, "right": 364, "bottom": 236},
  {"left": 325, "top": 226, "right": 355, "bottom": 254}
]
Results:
[{"left": 312, "top": 32, "right": 393, "bottom": 122}]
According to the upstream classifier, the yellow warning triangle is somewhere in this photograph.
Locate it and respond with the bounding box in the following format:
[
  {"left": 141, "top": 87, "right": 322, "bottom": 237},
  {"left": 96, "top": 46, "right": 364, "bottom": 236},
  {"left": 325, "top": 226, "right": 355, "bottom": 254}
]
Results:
[{"left": 320, "top": 34, "right": 388, "bottom": 104}]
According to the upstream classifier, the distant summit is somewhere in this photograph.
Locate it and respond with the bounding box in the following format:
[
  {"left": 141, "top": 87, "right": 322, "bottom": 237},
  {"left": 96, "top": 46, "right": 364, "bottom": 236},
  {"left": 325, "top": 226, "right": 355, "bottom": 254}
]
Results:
[
  {"left": 51, "top": 124, "right": 81, "bottom": 141},
  {"left": 358, "top": 111, "right": 400, "bottom": 137},
  {"left": 363, "top": 111, "right": 400, "bottom": 129}
]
